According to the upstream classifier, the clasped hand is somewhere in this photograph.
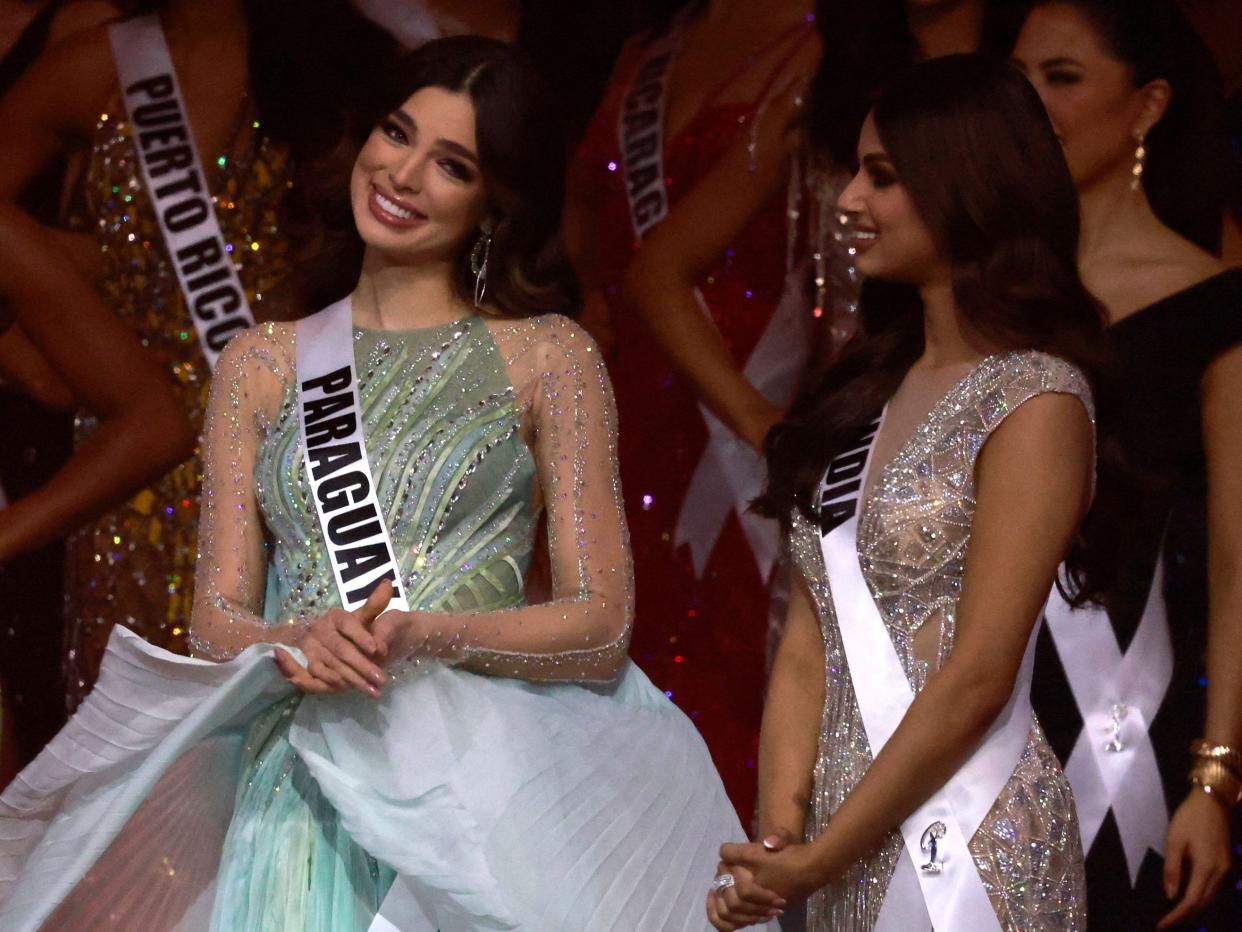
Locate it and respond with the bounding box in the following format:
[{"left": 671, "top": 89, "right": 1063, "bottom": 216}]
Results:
[
  {"left": 707, "top": 834, "right": 824, "bottom": 931},
  {"left": 273, "top": 579, "right": 447, "bottom": 697}
]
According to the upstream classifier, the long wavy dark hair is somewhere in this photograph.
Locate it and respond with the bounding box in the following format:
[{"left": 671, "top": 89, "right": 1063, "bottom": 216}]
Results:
[
  {"left": 287, "top": 36, "right": 577, "bottom": 319},
  {"left": 758, "top": 54, "right": 1106, "bottom": 596},
  {"left": 1025, "top": 0, "right": 1230, "bottom": 253}
]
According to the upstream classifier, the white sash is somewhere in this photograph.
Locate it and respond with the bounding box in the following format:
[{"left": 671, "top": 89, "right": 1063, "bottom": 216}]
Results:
[
  {"left": 618, "top": 24, "right": 681, "bottom": 239},
  {"left": 296, "top": 298, "right": 409, "bottom": 612},
  {"left": 817, "top": 432, "right": 1034, "bottom": 931},
  {"left": 109, "top": 15, "right": 256, "bottom": 369},
  {"left": 1044, "top": 559, "right": 1171, "bottom": 882},
  {"left": 619, "top": 24, "right": 811, "bottom": 581}
]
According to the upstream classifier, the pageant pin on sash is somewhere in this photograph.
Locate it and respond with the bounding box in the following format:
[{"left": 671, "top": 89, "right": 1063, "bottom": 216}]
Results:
[
  {"left": 109, "top": 14, "right": 256, "bottom": 369},
  {"left": 1044, "top": 561, "right": 1172, "bottom": 882},
  {"left": 817, "top": 424, "right": 1034, "bottom": 931},
  {"left": 296, "top": 298, "right": 410, "bottom": 612}
]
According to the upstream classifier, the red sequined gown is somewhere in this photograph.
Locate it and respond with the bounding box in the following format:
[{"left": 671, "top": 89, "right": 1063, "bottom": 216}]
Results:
[{"left": 571, "top": 34, "right": 809, "bottom": 821}]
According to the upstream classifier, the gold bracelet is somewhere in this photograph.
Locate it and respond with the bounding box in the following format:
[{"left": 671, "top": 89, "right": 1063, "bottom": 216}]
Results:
[
  {"left": 1190, "top": 738, "right": 1242, "bottom": 776},
  {"left": 1188, "top": 757, "right": 1242, "bottom": 808}
]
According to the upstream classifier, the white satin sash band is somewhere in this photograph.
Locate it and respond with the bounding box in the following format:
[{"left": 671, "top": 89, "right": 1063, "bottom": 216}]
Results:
[
  {"left": 108, "top": 15, "right": 256, "bottom": 369},
  {"left": 821, "top": 515, "right": 1036, "bottom": 931},
  {"left": 1043, "top": 559, "right": 1172, "bottom": 882},
  {"left": 296, "top": 298, "right": 410, "bottom": 612}
]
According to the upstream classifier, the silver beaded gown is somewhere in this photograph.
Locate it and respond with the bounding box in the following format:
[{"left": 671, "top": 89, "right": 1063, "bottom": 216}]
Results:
[
  {"left": 791, "top": 351, "right": 1090, "bottom": 931},
  {"left": 0, "top": 314, "right": 749, "bottom": 932}
]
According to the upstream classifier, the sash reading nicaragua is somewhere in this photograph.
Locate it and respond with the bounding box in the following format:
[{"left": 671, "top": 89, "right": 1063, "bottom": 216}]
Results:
[
  {"left": 619, "top": 22, "right": 812, "bottom": 581},
  {"left": 817, "top": 419, "right": 1035, "bottom": 931},
  {"left": 297, "top": 299, "right": 410, "bottom": 612},
  {"left": 108, "top": 15, "right": 255, "bottom": 369},
  {"left": 618, "top": 23, "right": 681, "bottom": 237}
]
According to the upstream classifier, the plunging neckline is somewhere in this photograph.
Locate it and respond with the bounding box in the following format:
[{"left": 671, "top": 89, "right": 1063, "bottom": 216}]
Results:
[{"left": 855, "top": 352, "right": 1009, "bottom": 544}]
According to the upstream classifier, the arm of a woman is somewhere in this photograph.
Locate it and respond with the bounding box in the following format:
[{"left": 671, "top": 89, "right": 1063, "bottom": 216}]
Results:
[
  {"left": 618, "top": 53, "right": 816, "bottom": 452},
  {"left": 757, "top": 575, "right": 826, "bottom": 842},
  {"left": 0, "top": 204, "right": 196, "bottom": 561},
  {"left": 0, "top": 25, "right": 115, "bottom": 399},
  {"left": 1158, "top": 343, "right": 1242, "bottom": 929},
  {"left": 721, "top": 393, "right": 1093, "bottom": 900},
  {"left": 184, "top": 327, "right": 307, "bottom": 660},
  {"left": 373, "top": 320, "right": 633, "bottom": 684},
  {"left": 0, "top": 24, "right": 111, "bottom": 202}
]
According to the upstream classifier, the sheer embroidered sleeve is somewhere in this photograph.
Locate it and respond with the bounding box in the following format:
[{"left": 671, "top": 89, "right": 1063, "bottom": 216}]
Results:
[
  {"left": 418, "top": 316, "right": 635, "bottom": 684},
  {"left": 187, "top": 324, "right": 308, "bottom": 661}
]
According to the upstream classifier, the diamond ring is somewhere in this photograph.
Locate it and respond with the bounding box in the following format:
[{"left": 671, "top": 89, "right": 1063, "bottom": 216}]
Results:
[{"left": 712, "top": 873, "right": 737, "bottom": 892}]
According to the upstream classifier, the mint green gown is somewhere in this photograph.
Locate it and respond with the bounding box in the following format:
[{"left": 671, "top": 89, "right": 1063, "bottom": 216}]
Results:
[{"left": 0, "top": 314, "right": 752, "bottom": 931}]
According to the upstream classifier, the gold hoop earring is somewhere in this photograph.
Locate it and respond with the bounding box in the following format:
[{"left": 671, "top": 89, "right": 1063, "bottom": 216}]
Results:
[{"left": 1130, "top": 135, "right": 1147, "bottom": 192}]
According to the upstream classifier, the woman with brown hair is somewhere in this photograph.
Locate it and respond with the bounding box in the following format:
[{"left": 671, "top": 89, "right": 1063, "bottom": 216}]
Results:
[
  {"left": 709, "top": 53, "right": 1100, "bottom": 930},
  {"left": 0, "top": 37, "right": 747, "bottom": 932}
]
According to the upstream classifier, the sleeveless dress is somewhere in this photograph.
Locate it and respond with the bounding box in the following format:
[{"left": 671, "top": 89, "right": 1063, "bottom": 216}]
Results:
[
  {"left": 0, "top": 314, "right": 751, "bottom": 932},
  {"left": 62, "top": 99, "right": 293, "bottom": 708},
  {"left": 791, "top": 352, "right": 1090, "bottom": 931},
  {"left": 571, "top": 19, "right": 815, "bottom": 821},
  {"left": 1033, "top": 269, "right": 1242, "bottom": 929}
]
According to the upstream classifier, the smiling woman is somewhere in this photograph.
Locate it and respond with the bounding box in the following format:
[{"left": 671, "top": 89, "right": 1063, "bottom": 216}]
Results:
[
  {"left": 0, "top": 36, "right": 748, "bottom": 932},
  {"left": 709, "top": 54, "right": 1104, "bottom": 932}
]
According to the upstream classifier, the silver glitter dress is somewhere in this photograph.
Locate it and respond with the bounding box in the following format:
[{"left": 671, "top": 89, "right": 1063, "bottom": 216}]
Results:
[{"left": 791, "top": 351, "right": 1090, "bottom": 931}]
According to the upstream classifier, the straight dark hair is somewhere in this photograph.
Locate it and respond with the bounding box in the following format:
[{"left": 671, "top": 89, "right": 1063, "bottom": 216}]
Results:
[
  {"left": 1027, "top": 0, "right": 1230, "bottom": 253},
  {"left": 286, "top": 36, "right": 577, "bottom": 318},
  {"left": 759, "top": 55, "right": 1105, "bottom": 600}
]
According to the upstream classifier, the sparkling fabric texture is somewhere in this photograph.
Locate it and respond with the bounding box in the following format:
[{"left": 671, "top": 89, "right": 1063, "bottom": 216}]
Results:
[
  {"left": 189, "top": 314, "right": 632, "bottom": 681},
  {"left": 192, "top": 313, "right": 632, "bottom": 927},
  {"left": 570, "top": 26, "right": 814, "bottom": 819},
  {"left": 792, "top": 351, "right": 1092, "bottom": 931},
  {"left": 63, "top": 103, "right": 293, "bottom": 707}
]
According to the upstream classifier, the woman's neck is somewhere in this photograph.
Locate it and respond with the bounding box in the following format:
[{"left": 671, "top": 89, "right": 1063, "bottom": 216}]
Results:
[
  {"left": 1077, "top": 167, "right": 1164, "bottom": 267},
  {"left": 351, "top": 251, "right": 473, "bottom": 331},
  {"left": 907, "top": 0, "right": 985, "bottom": 60},
  {"left": 917, "top": 277, "right": 989, "bottom": 368}
]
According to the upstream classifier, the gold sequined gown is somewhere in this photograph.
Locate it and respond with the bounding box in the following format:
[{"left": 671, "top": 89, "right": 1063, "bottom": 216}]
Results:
[
  {"left": 64, "top": 103, "right": 292, "bottom": 707},
  {"left": 791, "top": 351, "right": 1090, "bottom": 931}
]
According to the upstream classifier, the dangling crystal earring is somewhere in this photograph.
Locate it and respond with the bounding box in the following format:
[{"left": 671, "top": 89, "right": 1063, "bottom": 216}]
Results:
[
  {"left": 471, "top": 226, "right": 492, "bottom": 307},
  {"left": 1130, "top": 134, "right": 1147, "bottom": 192}
]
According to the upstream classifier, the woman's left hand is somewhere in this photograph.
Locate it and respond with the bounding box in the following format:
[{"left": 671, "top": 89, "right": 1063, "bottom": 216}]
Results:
[
  {"left": 719, "top": 838, "right": 825, "bottom": 903},
  {"left": 1158, "top": 789, "right": 1233, "bottom": 928}
]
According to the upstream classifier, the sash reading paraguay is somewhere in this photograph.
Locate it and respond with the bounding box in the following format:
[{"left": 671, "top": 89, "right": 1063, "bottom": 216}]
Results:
[
  {"left": 296, "top": 299, "right": 410, "bottom": 613},
  {"left": 108, "top": 15, "right": 255, "bottom": 369}
]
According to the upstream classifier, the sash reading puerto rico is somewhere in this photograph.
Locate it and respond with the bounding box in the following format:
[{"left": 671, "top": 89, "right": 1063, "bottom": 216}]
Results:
[
  {"left": 108, "top": 14, "right": 255, "bottom": 369},
  {"left": 296, "top": 298, "right": 410, "bottom": 612}
]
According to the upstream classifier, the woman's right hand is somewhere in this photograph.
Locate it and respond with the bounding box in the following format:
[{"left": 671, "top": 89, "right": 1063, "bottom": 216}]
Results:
[{"left": 273, "top": 581, "right": 393, "bottom": 697}]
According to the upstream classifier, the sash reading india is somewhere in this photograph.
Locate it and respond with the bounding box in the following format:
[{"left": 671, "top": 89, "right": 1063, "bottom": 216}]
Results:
[
  {"left": 297, "top": 299, "right": 410, "bottom": 613},
  {"left": 108, "top": 15, "right": 255, "bottom": 369},
  {"left": 818, "top": 420, "right": 1033, "bottom": 932}
]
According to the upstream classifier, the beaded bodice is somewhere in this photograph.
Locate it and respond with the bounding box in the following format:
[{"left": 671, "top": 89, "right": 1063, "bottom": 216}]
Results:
[
  {"left": 791, "top": 351, "right": 1092, "bottom": 931},
  {"left": 255, "top": 322, "right": 537, "bottom": 622},
  {"left": 189, "top": 313, "right": 633, "bottom": 685}
]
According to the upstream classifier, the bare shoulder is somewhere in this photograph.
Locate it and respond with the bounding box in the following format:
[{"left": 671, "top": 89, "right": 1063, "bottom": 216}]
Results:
[
  {"left": 8, "top": 20, "right": 118, "bottom": 133},
  {"left": 1089, "top": 227, "right": 1228, "bottom": 320},
  {"left": 47, "top": 0, "right": 120, "bottom": 44}
]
